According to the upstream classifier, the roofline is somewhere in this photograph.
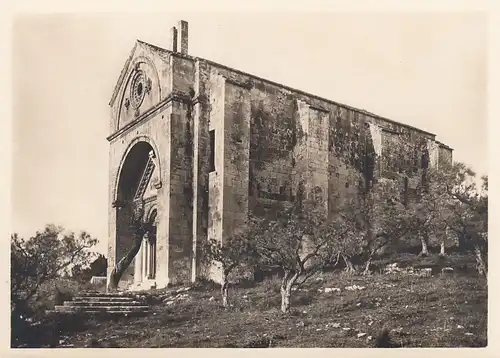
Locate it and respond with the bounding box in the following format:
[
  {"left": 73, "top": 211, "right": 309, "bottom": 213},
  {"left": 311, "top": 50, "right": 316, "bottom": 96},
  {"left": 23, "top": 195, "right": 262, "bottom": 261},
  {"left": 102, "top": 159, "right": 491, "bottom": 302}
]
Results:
[
  {"left": 109, "top": 42, "right": 138, "bottom": 106},
  {"left": 110, "top": 40, "right": 437, "bottom": 138},
  {"left": 436, "top": 141, "right": 454, "bottom": 151},
  {"left": 199, "top": 57, "right": 437, "bottom": 138}
]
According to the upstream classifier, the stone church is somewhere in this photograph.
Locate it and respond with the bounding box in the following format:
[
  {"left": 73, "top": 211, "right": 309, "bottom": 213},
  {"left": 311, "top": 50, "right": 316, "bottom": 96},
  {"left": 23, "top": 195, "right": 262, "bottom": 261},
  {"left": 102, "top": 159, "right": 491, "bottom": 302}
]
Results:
[{"left": 106, "top": 20, "right": 453, "bottom": 291}]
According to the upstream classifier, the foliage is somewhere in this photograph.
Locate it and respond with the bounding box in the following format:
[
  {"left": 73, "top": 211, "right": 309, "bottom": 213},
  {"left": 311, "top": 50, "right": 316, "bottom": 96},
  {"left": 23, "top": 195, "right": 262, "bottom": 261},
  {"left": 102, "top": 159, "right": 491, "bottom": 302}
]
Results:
[
  {"left": 71, "top": 254, "right": 107, "bottom": 283},
  {"left": 315, "top": 178, "right": 414, "bottom": 274},
  {"left": 33, "top": 252, "right": 486, "bottom": 348},
  {"left": 200, "top": 228, "right": 257, "bottom": 307},
  {"left": 355, "top": 178, "right": 412, "bottom": 270},
  {"left": 11, "top": 225, "right": 98, "bottom": 318},
  {"left": 322, "top": 161, "right": 487, "bottom": 274},
  {"left": 396, "top": 168, "right": 455, "bottom": 255},
  {"left": 376, "top": 162, "right": 488, "bottom": 274},
  {"left": 201, "top": 231, "right": 257, "bottom": 279},
  {"left": 10, "top": 225, "right": 98, "bottom": 348},
  {"left": 250, "top": 198, "right": 355, "bottom": 313},
  {"left": 440, "top": 164, "right": 488, "bottom": 275}
]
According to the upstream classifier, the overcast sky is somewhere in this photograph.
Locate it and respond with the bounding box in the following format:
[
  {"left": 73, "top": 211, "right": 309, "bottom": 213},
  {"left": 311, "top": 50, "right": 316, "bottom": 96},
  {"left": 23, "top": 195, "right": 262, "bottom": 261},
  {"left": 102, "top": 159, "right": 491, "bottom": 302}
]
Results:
[{"left": 12, "top": 12, "right": 487, "bottom": 254}]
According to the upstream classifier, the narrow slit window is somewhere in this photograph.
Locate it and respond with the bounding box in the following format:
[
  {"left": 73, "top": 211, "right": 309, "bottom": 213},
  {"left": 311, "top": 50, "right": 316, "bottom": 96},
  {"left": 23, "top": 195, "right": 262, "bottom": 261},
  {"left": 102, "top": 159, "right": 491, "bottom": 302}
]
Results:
[{"left": 209, "top": 130, "right": 215, "bottom": 172}]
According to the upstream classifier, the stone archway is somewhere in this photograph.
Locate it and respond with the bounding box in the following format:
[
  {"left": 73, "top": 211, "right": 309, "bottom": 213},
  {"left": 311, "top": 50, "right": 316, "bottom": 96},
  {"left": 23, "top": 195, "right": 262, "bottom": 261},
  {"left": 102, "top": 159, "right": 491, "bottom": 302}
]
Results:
[{"left": 114, "top": 141, "right": 157, "bottom": 287}]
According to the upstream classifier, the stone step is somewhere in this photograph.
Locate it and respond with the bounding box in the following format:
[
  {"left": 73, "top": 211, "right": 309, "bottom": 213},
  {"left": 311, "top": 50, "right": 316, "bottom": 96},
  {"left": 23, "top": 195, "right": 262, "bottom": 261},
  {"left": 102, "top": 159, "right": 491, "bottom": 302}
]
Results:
[
  {"left": 64, "top": 300, "right": 145, "bottom": 307},
  {"left": 80, "top": 310, "right": 149, "bottom": 317},
  {"left": 54, "top": 305, "right": 149, "bottom": 313},
  {"left": 73, "top": 296, "right": 137, "bottom": 302},
  {"left": 77, "top": 292, "right": 135, "bottom": 297},
  {"left": 47, "top": 309, "right": 149, "bottom": 317}
]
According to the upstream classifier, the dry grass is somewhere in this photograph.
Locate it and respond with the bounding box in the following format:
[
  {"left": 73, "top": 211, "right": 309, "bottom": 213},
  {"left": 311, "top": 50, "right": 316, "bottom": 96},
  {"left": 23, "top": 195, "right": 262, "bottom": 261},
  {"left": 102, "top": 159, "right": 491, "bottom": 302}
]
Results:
[{"left": 32, "top": 252, "right": 488, "bottom": 348}]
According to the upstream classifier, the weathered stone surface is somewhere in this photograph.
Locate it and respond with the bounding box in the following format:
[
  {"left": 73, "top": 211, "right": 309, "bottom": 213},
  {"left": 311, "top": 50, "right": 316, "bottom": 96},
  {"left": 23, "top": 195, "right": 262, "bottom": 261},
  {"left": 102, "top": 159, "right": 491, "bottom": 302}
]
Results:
[
  {"left": 90, "top": 276, "right": 107, "bottom": 285},
  {"left": 54, "top": 291, "right": 150, "bottom": 317},
  {"left": 442, "top": 267, "right": 454, "bottom": 274},
  {"left": 107, "top": 21, "right": 453, "bottom": 290}
]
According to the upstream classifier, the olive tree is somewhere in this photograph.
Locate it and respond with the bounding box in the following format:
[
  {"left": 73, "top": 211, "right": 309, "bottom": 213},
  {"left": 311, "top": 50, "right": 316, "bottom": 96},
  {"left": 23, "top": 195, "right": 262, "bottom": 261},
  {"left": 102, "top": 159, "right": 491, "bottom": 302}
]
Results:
[
  {"left": 200, "top": 228, "right": 257, "bottom": 308},
  {"left": 11, "top": 225, "right": 98, "bottom": 318},
  {"left": 357, "top": 178, "right": 411, "bottom": 274},
  {"left": 443, "top": 164, "right": 488, "bottom": 277},
  {"left": 250, "top": 199, "right": 356, "bottom": 313}
]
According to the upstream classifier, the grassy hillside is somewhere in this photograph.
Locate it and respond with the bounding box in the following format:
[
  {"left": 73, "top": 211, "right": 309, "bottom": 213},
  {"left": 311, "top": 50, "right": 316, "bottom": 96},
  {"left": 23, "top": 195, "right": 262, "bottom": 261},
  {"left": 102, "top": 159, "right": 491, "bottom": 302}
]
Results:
[{"left": 22, "top": 252, "right": 488, "bottom": 348}]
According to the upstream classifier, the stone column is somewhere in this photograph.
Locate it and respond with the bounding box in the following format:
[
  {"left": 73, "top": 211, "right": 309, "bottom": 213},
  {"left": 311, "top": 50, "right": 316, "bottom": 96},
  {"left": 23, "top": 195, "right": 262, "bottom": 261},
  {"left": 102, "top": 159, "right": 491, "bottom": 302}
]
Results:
[
  {"left": 306, "top": 104, "right": 330, "bottom": 215},
  {"left": 142, "top": 239, "right": 147, "bottom": 281},
  {"left": 134, "top": 243, "right": 143, "bottom": 284},
  {"left": 294, "top": 99, "right": 330, "bottom": 214},
  {"left": 151, "top": 241, "right": 156, "bottom": 278},
  {"left": 368, "top": 122, "right": 383, "bottom": 179},
  {"left": 147, "top": 241, "right": 151, "bottom": 279},
  {"left": 207, "top": 72, "right": 226, "bottom": 283},
  {"left": 426, "top": 139, "right": 440, "bottom": 169},
  {"left": 145, "top": 236, "right": 150, "bottom": 279},
  {"left": 191, "top": 59, "right": 210, "bottom": 283},
  {"left": 167, "top": 104, "right": 195, "bottom": 285}
]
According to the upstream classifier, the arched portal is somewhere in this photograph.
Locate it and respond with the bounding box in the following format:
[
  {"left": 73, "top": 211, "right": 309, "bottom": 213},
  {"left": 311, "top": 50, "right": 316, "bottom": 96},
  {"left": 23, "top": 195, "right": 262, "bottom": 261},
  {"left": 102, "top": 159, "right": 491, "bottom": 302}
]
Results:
[{"left": 115, "top": 141, "right": 158, "bottom": 287}]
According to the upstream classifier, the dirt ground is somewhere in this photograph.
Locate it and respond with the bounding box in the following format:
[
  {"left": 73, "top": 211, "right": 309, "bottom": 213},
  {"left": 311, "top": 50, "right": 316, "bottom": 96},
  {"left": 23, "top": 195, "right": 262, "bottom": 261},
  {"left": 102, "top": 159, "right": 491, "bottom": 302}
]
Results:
[{"left": 54, "top": 252, "right": 487, "bottom": 348}]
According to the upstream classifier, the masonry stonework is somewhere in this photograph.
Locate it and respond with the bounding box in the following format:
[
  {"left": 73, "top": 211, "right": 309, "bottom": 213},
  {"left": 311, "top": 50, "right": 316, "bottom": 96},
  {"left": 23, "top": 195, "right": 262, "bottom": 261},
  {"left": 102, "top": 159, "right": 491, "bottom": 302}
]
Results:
[{"left": 107, "top": 21, "right": 453, "bottom": 290}]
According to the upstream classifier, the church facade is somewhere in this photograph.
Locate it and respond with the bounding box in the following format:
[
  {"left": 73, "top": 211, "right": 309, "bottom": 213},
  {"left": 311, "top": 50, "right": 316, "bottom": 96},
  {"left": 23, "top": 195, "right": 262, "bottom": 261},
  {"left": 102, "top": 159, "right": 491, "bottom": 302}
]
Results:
[{"left": 106, "top": 20, "right": 453, "bottom": 291}]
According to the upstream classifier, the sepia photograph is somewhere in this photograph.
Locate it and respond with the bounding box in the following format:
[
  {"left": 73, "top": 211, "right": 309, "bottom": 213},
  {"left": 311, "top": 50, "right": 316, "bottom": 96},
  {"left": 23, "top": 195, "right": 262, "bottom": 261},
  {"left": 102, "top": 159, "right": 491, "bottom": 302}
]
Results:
[{"left": 10, "top": 8, "right": 488, "bottom": 349}]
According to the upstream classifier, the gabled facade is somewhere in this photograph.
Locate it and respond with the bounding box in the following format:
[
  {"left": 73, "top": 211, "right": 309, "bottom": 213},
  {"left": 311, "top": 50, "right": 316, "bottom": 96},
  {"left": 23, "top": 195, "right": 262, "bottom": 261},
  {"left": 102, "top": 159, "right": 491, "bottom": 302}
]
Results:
[{"left": 107, "top": 20, "right": 453, "bottom": 291}]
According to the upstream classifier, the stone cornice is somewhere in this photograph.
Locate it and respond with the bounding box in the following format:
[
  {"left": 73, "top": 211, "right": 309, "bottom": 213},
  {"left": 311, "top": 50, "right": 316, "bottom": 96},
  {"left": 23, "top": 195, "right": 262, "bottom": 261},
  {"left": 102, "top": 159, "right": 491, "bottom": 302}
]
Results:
[
  {"left": 309, "top": 104, "right": 329, "bottom": 113},
  {"left": 192, "top": 94, "right": 208, "bottom": 106},
  {"left": 117, "top": 40, "right": 438, "bottom": 139},
  {"left": 107, "top": 91, "right": 192, "bottom": 142},
  {"left": 224, "top": 77, "right": 254, "bottom": 90},
  {"left": 144, "top": 195, "right": 158, "bottom": 204},
  {"left": 436, "top": 141, "right": 454, "bottom": 151},
  {"left": 380, "top": 127, "right": 401, "bottom": 135},
  {"left": 109, "top": 43, "right": 138, "bottom": 106}
]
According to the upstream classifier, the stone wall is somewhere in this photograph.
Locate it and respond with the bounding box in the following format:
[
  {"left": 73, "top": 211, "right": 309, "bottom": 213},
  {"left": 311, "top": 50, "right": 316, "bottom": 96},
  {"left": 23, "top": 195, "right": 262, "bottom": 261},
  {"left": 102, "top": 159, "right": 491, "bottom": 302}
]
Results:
[
  {"left": 107, "top": 42, "right": 453, "bottom": 289},
  {"left": 207, "top": 70, "right": 226, "bottom": 246},
  {"left": 438, "top": 145, "right": 453, "bottom": 169},
  {"left": 107, "top": 110, "right": 171, "bottom": 289},
  {"left": 109, "top": 41, "right": 172, "bottom": 134},
  {"left": 328, "top": 108, "right": 377, "bottom": 209},
  {"left": 204, "top": 59, "right": 445, "bottom": 230},
  {"left": 222, "top": 81, "right": 251, "bottom": 234},
  {"left": 171, "top": 55, "right": 195, "bottom": 95},
  {"left": 247, "top": 83, "right": 298, "bottom": 218},
  {"left": 167, "top": 101, "right": 194, "bottom": 284}
]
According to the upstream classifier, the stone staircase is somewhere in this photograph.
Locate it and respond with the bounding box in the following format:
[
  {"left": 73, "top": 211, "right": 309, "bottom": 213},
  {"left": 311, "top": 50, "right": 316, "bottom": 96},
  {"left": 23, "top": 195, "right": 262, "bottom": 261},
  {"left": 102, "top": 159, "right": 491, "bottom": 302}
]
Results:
[{"left": 54, "top": 291, "right": 150, "bottom": 317}]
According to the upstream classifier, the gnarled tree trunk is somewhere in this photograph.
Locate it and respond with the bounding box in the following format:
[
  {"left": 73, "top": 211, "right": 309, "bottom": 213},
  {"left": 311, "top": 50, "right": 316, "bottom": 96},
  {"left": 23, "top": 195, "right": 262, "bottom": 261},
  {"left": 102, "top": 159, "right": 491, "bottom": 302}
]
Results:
[
  {"left": 363, "top": 245, "right": 380, "bottom": 276},
  {"left": 419, "top": 234, "right": 430, "bottom": 257},
  {"left": 363, "top": 257, "right": 372, "bottom": 275},
  {"left": 221, "top": 272, "right": 229, "bottom": 308},
  {"left": 342, "top": 254, "right": 356, "bottom": 273},
  {"left": 107, "top": 230, "right": 144, "bottom": 292},
  {"left": 280, "top": 271, "right": 300, "bottom": 313},
  {"left": 439, "top": 240, "right": 446, "bottom": 257},
  {"left": 440, "top": 225, "right": 451, "bottom": 257},
  {"left": 474, "top": 245, "right": 487, "bottom": 278}
]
